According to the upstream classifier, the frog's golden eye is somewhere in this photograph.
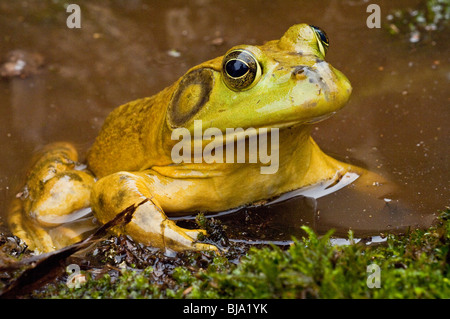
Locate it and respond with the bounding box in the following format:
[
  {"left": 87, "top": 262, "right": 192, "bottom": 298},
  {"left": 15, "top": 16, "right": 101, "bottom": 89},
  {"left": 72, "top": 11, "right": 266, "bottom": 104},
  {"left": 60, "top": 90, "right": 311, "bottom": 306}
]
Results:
[
  {"left": 310, "top": 25, "right": 329, "bottom": 57},
  {"left": 222, "top": 49, "right": 262, "bottom": 91}
]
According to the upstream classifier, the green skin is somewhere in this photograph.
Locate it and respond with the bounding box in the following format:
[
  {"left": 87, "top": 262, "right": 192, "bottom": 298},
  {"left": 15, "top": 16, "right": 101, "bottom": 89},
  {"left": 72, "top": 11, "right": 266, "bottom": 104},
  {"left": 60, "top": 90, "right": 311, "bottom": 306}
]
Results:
[{"left": 8, "top": 24, "right": 391, "bottom": 253}]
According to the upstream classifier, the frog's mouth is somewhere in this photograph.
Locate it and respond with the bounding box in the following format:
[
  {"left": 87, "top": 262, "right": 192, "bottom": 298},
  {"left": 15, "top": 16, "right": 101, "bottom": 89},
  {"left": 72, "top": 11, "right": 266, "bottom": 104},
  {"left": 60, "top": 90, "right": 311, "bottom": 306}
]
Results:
[
  {"left": 183, "top": 125, "right": 282, "bottom": 150},
  {"left": 246, "top": 59, "right": 351, "bottom": 129},
  {"left": 179, "top": 120, "right": 312, "bottom": 151}
]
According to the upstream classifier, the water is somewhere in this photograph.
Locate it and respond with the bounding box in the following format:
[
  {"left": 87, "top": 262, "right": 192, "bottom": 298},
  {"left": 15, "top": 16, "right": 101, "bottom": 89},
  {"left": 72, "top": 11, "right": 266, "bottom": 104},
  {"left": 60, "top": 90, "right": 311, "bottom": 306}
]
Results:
[{"left": 0, "top": 0, "right": 448, "bottom": 242}]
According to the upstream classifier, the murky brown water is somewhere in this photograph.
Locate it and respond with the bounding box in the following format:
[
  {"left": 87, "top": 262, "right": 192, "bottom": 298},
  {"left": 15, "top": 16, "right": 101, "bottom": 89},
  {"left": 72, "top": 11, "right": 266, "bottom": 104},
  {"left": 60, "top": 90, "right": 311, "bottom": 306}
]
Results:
[{"left": 0, "top": 0, "right": 448, "bottom": 243}]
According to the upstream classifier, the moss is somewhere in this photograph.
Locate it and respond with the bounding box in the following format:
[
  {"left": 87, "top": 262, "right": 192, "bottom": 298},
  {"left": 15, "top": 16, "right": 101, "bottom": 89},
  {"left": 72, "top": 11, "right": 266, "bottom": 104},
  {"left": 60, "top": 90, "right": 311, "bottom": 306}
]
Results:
[
  {"left": 386, "top": 0, "right": 449, "bottom": 43},
  {"left": 32, "top": 208, "right": 450, "bottom": 299}
]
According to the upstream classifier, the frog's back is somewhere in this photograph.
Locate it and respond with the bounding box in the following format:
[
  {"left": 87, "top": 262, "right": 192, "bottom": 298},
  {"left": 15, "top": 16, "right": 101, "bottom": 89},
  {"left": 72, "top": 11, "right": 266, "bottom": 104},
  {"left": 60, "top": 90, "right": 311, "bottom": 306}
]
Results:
[{"left": 87, "top": 87, "right": 172, "bottom": 177}]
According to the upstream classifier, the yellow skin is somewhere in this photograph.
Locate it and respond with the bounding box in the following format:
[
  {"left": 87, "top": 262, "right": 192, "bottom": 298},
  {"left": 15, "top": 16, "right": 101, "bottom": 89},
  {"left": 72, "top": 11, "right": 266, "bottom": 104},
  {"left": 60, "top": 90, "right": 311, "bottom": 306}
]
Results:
[{"left": 8, "top": 24, "right": 390, "bottom": 253}]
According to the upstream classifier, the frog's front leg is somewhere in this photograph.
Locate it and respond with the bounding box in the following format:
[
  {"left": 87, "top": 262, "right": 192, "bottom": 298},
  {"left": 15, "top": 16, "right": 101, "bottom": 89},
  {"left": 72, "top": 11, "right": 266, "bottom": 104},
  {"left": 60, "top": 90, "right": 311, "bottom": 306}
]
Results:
[{"left": 91, "top": 171, "right": 217, "bottom": 252}]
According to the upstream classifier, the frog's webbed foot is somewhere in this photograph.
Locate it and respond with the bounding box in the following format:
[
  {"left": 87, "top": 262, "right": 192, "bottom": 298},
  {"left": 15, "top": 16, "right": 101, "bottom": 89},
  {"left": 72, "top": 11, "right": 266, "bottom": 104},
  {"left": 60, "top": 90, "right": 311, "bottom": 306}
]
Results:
[{"left": 91, "top": 172, "right": 218, "bottom": 252}]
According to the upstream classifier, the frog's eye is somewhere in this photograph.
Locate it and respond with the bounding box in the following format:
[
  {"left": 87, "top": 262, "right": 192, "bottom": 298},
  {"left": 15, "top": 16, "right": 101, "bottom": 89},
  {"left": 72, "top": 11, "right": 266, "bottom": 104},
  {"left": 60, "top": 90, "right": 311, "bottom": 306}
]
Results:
[
  {"left": 222, "top": 49, "right": 262, "bottom": 91},
  {"left": 310, "top": 25, "right": 329, "bottom": 57}
]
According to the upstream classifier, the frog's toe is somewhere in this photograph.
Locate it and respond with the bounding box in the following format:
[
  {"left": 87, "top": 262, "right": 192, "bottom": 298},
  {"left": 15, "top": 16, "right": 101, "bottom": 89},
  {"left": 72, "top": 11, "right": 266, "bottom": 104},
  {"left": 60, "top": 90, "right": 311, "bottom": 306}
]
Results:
[
  {"left": 184, "top": 228, "right": 207, "bottom": 240},
  {"left": 162, "top": 220, "right": 218, "bottom": 252},
  {"left": 192, "top": 242, "right": 220, "bottom": 251}
]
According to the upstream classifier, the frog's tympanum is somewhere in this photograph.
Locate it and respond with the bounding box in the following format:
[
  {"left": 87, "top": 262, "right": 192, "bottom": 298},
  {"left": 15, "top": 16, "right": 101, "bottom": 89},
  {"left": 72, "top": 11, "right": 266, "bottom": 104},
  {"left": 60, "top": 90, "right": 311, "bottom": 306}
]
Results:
[{"left": 8, "top": 24, "right": 391, "bottom": 253}]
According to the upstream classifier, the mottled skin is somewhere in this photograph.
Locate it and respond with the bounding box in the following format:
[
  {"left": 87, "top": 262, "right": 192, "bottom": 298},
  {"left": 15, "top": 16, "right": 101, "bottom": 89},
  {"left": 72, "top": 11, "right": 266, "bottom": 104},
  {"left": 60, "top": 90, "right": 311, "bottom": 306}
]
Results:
[{"left": 8, "top": 24, "right": 388, "bottom": 253}]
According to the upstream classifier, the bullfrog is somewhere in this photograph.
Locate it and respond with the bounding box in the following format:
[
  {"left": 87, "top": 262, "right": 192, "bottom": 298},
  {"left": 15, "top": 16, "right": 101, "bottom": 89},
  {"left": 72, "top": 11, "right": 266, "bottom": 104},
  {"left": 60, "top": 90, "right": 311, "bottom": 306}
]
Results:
[{"left": 8, "top": 24, "right": 391, "bottom": 253}]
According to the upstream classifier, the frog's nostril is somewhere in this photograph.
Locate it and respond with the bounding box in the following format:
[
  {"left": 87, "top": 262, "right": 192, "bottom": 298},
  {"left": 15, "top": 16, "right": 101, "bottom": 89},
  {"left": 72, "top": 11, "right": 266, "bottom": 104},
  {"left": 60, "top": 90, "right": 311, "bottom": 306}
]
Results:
[{"left": 292, "top": 66, "right": 307, "bottom": 80}]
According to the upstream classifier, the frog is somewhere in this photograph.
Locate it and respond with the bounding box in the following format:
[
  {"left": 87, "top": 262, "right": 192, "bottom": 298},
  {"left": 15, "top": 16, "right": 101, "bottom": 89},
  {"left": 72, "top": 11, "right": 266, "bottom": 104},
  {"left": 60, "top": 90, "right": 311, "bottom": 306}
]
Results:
[{"left": 8, "top": 24, "right": 392, "bottom": 253}]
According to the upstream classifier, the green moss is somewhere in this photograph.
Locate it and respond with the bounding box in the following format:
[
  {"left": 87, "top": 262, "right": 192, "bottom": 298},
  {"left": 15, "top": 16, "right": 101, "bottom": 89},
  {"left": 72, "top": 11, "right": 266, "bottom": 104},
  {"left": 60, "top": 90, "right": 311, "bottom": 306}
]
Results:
[
  {"left": 386, "top": 0, "right": 449, "bottom": 43},
  {"left": 34, "top": 209, "right": 449, "bottom": 299}
]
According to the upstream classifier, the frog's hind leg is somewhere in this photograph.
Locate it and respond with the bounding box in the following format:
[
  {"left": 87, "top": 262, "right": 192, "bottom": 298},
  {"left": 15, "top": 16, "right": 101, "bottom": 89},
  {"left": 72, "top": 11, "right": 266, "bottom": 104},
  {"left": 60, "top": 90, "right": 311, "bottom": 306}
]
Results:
[
  {"left": 91, "top": 171, "right": 217, "bottom": 252},
  {"left": 8, "top": 198, "right": 54, "bottom": 252},
  {"left": 7, "top": 142, "right": 97, "bottom": 253}
]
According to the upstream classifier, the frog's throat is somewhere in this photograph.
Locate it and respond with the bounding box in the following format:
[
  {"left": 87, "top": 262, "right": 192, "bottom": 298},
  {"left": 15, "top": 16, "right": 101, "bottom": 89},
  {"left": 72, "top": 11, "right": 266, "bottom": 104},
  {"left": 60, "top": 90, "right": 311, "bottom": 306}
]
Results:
[
  {"left": 158, "top": 121, "right": 312, "bottom": 165},
  {"left": 153, "top": 124, "right": 312, "bottom": 175},
  {"left": 162, "top": 118, "right": 309, "bottom": 151}
]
